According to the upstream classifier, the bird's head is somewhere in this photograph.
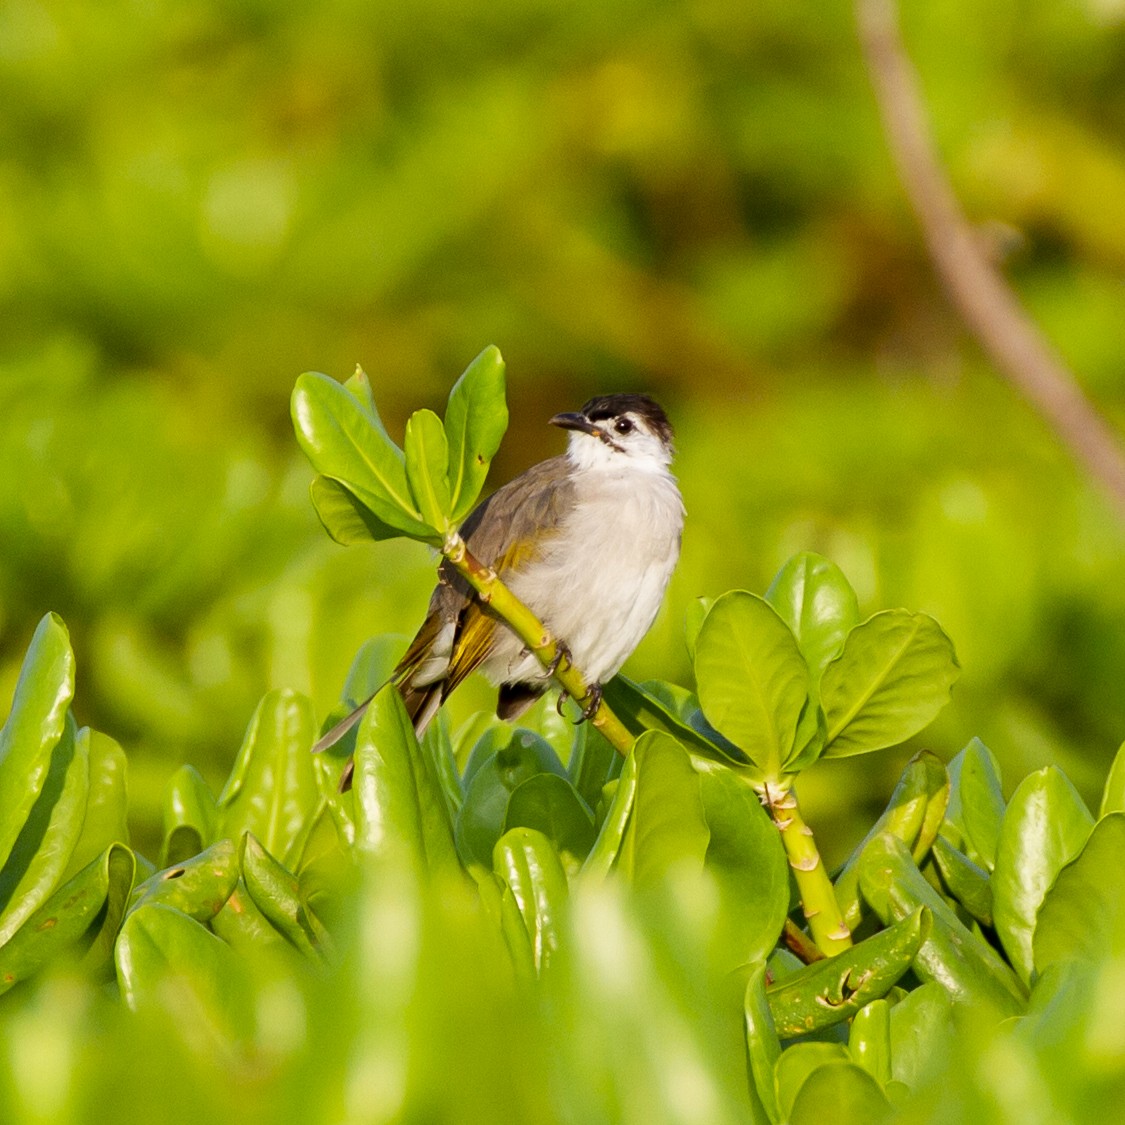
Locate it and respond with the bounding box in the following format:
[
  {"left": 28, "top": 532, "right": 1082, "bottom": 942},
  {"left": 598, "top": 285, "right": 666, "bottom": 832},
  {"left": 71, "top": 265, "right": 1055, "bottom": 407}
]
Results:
[{"left": 550, "top": 393, "right": 675, "bottom": 473}]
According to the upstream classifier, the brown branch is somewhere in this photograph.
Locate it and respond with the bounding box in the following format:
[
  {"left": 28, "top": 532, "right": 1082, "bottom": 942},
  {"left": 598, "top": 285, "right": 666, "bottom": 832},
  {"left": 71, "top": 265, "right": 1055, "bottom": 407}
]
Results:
[{"left": 856, "top": 0, "right": 1125, "bottom": 520}]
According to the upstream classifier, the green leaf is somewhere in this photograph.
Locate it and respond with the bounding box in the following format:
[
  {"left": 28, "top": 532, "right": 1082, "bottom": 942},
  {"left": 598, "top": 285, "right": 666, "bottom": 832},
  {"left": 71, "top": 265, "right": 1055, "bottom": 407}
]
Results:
[
  {"left": 992, "top": 766, "right": 1093, "bottom": 983},
  {"left": 887, "top": 981, "right": 953, "bottom": 1087},
  {"left": 64, "top": 729, "right": 129, "bottom": 877},
  {"left": 834, "top": 750, "right": 950, "bottom": 929},
  {"left": 601, "top": 675, "right": 747, "bottom": 766},
  {"left": 744, "top": 960, "right": 782, "bottom": 1125},
  {"left": 493, "top": 827, "right": 568, "bottom": 974},
  {"left": 309, "top": 474, "right": 406, "bottom": 544},
  {"left": 1035, "top": 812, "right": 1125, "bottom": 971},
  {"left": 849, "top": 999, "right": 892, "bottom": 1087},
  {"left": 788, "top": 1061, "right": 892, "bottom": 1125},
  {"left": 765, "top": 552, "right": 860, "bottom": 689},
  {"left": 342, "top": 364, "right": 382, "bottom": 421},
  {"left": 859, "top": 833, "right": 1025, "bottom": 1017},
  {"left": 694, "top": 592, "right": 809, "bottom": 780},
  {"left": 0, "top": 713, "right": 86, "bottom": 945},
  {"left": 455, "top": 729, "right": 566, "bottom": 870},
  {"left": 0, "top": 843, "right": 134, "bottom": 995},
  {"left": 617, "top": 732, "right": 710, "bottom": 887},
  {"left": 403, "top": 407, "right": 452, "bottom": 540},
  {"left": 775, "top": 1044, "right": 851, "bottom": 1124},
  {"left": 820, "top": 610, "right": 958, "bottom": 757},
  {"left": 946, "top": 737, "right": 1005, "bottom": 870},
  {"left": 1099, "top": 738, "right": 1125, "bottom": 817},
  {"left": 696, "top": 763, "right": 789, "bottom": 969},
  {"left": 115, "top": 903, "right": 253, "bottom": 1046},
  {"left": 504, "top": 773, "right": 596, "bottom": 867},
  {"left": 581, "top": 751, "right": 638, "bottom": 880},
  {"left": 931, "top": 836, "right": 993, "bottom": 928},
  {"left": 444, "top": 345, "right": 508, "bottom": 522},
  {"left": 766, "top": 907, "right": 929, "bottom": 1037},
  {"left": 161, "top": 763, "right": 217, "bottom": 866},
  {"left": 241, "top": 833, "right": 327, "bottom": 961},
  {"left": 291, "top": 370, "right": 430, "bottom": 538},
  {"left": 216, "top": 689, "right": 320, "bottom": 869},
  {"left": 353, "top": 684, "right": 459, "bottom": 874},
  {"left": 0, "top": 613, "right": 75, "bottom": 869},
  {"left": 683, "top": 596, "right": 713, "bottom": 664},
  {"left": 128, "top": 839, "right": 241, "bottom": 923}
]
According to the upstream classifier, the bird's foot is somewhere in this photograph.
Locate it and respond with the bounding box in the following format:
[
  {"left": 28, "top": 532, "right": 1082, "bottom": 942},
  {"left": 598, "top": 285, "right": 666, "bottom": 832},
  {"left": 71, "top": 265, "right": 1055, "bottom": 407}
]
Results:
[
  {"left": 542, "top": 641, "right": 573, "bottom": 679},
  {"left": 577, "top": 681, "right": 603, "bottom": 724}
]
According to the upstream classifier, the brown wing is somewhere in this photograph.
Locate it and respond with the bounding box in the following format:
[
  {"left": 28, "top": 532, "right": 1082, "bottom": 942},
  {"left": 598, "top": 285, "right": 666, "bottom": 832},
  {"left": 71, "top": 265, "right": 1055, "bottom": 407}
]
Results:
[{"left": 392, "top": 454, "right": 577, "bottom": 714}]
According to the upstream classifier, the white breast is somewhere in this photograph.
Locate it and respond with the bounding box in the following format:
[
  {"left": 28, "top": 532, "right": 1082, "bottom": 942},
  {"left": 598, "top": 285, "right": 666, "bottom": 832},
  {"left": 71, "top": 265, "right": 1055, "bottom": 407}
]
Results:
[{"left": 484, "top": 463, "right": 684, "bottom": 687}]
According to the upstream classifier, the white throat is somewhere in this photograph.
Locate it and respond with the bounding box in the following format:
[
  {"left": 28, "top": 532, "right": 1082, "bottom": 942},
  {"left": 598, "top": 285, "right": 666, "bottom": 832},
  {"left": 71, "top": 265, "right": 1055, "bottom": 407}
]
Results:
[{"left": 565, "top": 431, "right": 672, "bottom": 476}]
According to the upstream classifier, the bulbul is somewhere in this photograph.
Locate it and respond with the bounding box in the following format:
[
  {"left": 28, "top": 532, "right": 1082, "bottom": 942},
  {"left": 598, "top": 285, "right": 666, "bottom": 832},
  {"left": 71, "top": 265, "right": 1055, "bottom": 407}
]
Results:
[{"left": 317, "top": 392, "right": 683, "bottom": 768}]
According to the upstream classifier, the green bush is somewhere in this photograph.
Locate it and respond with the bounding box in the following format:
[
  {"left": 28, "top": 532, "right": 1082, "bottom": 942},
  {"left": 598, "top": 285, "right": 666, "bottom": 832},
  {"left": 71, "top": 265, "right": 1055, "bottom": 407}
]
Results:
[{"left": 1, "top": 355, "right": 1122, "bottom": 1123}]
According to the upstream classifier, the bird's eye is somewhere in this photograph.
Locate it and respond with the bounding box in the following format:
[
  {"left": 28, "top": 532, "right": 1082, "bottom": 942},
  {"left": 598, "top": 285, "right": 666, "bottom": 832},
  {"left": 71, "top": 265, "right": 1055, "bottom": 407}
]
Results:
[{"left": 614, "top": 417, "right": 634, "bottom": 435}]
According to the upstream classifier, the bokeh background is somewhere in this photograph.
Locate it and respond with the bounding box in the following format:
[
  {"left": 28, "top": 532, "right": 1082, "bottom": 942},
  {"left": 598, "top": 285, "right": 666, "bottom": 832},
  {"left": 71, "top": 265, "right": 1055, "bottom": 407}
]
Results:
[{"left": 2, "top": 0, "right": 1124, "bottom": 859}]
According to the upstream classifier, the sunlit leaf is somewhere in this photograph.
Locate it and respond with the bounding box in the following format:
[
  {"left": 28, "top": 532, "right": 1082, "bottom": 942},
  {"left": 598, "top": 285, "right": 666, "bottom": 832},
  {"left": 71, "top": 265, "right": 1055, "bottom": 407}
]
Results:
[
  {"left": 694, "top": 592, "right": 809, "bottom": 780},
  {"left": 444, "top": 345, "right": 508, "bottom": 522},
  {"left": 992, "top": 766, "right": 1093, "bottom": 983},
  {"left": 504, "top": 773, "right": 596, "bottom": 867},
  {"left": 0, "top": 614, "right": 75, "bottom": 869},
  {"left": 820, "top": 610, "right": 958, "bottom": 757},
  {"left": 946, "top": 737, "right": 1006, "bottom": 871},
  {"left": 403, "top": 407, "right": 451, "bottom": 540},
  {"left": 493, "top": 827, "right": 568, "bottom": 974},
  {"left": 128, "top": 839, "right": 241, "bottom": 923}
]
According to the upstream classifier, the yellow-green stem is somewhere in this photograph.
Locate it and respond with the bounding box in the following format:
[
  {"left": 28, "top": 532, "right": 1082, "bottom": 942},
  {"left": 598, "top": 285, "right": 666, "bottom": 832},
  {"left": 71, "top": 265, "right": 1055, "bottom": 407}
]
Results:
[
  {"left": 765, "top": 782, "right": 853, "bottom": 957},
  {"left": 443, "top": 532, "right": 635, "bottom": 755}
]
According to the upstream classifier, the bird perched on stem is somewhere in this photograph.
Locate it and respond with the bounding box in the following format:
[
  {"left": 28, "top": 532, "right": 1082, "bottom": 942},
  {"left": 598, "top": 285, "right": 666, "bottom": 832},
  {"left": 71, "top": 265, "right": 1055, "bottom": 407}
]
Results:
[{"left": 316, "top": 392, "right": 683, "bottom": 766}]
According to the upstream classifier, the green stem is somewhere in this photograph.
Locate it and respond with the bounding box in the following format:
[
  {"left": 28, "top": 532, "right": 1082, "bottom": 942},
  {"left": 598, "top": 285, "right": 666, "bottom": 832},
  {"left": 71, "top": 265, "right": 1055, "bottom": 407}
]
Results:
[
  {"left": 765, "top": 781, "right": 853, "bottom": 957},
  {"left": 443, "top": 532, "right": 635, "bottom": 756}
]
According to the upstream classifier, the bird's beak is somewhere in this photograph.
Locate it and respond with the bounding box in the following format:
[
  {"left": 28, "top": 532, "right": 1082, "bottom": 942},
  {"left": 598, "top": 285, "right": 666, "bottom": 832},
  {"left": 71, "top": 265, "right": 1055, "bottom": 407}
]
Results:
[{"left": 549, "top": 411, "right": 599, "bottom": 436}]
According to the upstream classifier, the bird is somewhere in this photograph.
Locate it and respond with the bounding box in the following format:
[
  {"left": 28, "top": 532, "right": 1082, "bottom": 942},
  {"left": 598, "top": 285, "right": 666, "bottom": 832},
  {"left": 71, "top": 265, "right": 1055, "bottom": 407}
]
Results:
[{"left": 315, "top": 392, "right": 684, "bottom": 777}]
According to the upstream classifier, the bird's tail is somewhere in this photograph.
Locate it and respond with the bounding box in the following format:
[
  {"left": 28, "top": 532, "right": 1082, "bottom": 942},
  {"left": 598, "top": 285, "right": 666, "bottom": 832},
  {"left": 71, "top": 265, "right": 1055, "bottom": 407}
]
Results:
[{"left": 311, "top": 670, "right": 444, "bottom": 791}]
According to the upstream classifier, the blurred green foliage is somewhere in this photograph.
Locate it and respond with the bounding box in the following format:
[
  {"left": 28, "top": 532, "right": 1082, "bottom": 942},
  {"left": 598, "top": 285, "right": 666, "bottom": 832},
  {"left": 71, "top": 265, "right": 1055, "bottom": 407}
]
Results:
[{"left": 2, "top": 0, "right": 1124, "bottom": 861}]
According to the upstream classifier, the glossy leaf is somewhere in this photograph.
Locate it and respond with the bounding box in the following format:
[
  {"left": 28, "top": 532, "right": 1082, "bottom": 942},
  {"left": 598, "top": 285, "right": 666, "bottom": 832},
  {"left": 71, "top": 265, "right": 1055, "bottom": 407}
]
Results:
[
  {"left": 212, "top": 881, "right": 290, "bottom": 955},
  {"left": 128, "top": 839, "right": 241, "bottom": 923},
  {"left": 834, "top": 750, "right": 950, "bottom": 929},
  {"left": 849, "top": 999, "right": 892, "bottom": 1087},
  {"left": 403, "top": 407, "right": 452, "bottom": 540},
  {"left": 309, "top": 474, "right": 405, "bottom": 544},
  {"left": 493, "top": 827, "right": 568, "bottom": 974},
  {"left": 241, "top": 833, "right": 327, "bottom": 961},
  {"left": 601, "top": 674, "right": 746, "bottom": 765},
  {"left": 617, "top": 732, "right": 710, "bottom": 887},
  {"left": 581, "top": 751, "right": 638, "bottom": 880},
  {"left": 775, "top": 1043, "right": 850, "bottom": 1125},
  {"left": 0, "top": 613, "right": 76, "bottom": 869},
  {"left": 887, "top": 981, "right": 953, "bottom": 1087},
  {"left": 992, "top": 766, "right": 1093, "bottom": 983},
  {"left": 444, "top": 345, "right": 508, "bottom": 522},
  {"left": 0, "top": 843, "right": 134, "bottom": 995},
  {"left": 504, "top": 773, "right": 596, "bottom": 866},
  {"left": 931, "top": 836, "right": 993, "bottom": 928},
  {"left": 353, "top": 684, "right": 459, "bottom": 874},
  {"left": 765, "top": 552, "right": 860, "bottom": 688},
  {"left": 820, "top": 610, "right": 958, "bottom": 757},
  {"left": 161, "top": 763, "right": 217, "bottom": 865},
  {"left": 456, "top": 729, "right": 566, "bottom": 869},
  {"left": 788, "top": 1061, "right": 892, "bottom": 1125},
  {"left": 860, "top": 833, "right": 1025, "bottom": 1017},
  {"left": 683, "top": 596, "right": 712, "bottom": 664},
  {"left": 743, "top": 960, "right": 782, "bottom": 1125},
  {"left": 81, "top": 842, "right": 137, "bottom": 975},
  {"left": 696, "top": 762, "right": 789, "bottom": 969},
  {"left": 0, "top": 713, "right": 85, "bottom": 945},
  {"left": 1099, "top": 738, "right": 1125, "bottom": 817},
  {"left": 64, "top": 728, "right": 129, "bottom": 877},
  {"left": 947, "top": 737, "right": 1006, "bottom": 870},
  {"left": 116, "top": 903, "right": 253, "bottom": 1045},
  {"left": 216, "top": 689, "right": 320, "bottom": 868},
  {"left": 1035, "top": 812, "right": 1125, "bottom": 971},
  {"left": 694, "top": 592, "right": 809, "bottom": 780},
  {"left": 766, "top": 908, "right": 929, "bottom": 1037},
  {"left": 291, "top": 370, "right": 430, "bottom": 538}
]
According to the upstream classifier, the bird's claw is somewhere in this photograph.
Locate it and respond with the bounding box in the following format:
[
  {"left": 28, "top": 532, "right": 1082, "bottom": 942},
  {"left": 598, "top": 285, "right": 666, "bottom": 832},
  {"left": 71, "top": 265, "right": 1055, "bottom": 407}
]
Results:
[
  {"left": 543, "top": 641, "right": 573, "bottom": 680},
  {"left": 555, "top": 680, "right": 603, "bottom": 723}
]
